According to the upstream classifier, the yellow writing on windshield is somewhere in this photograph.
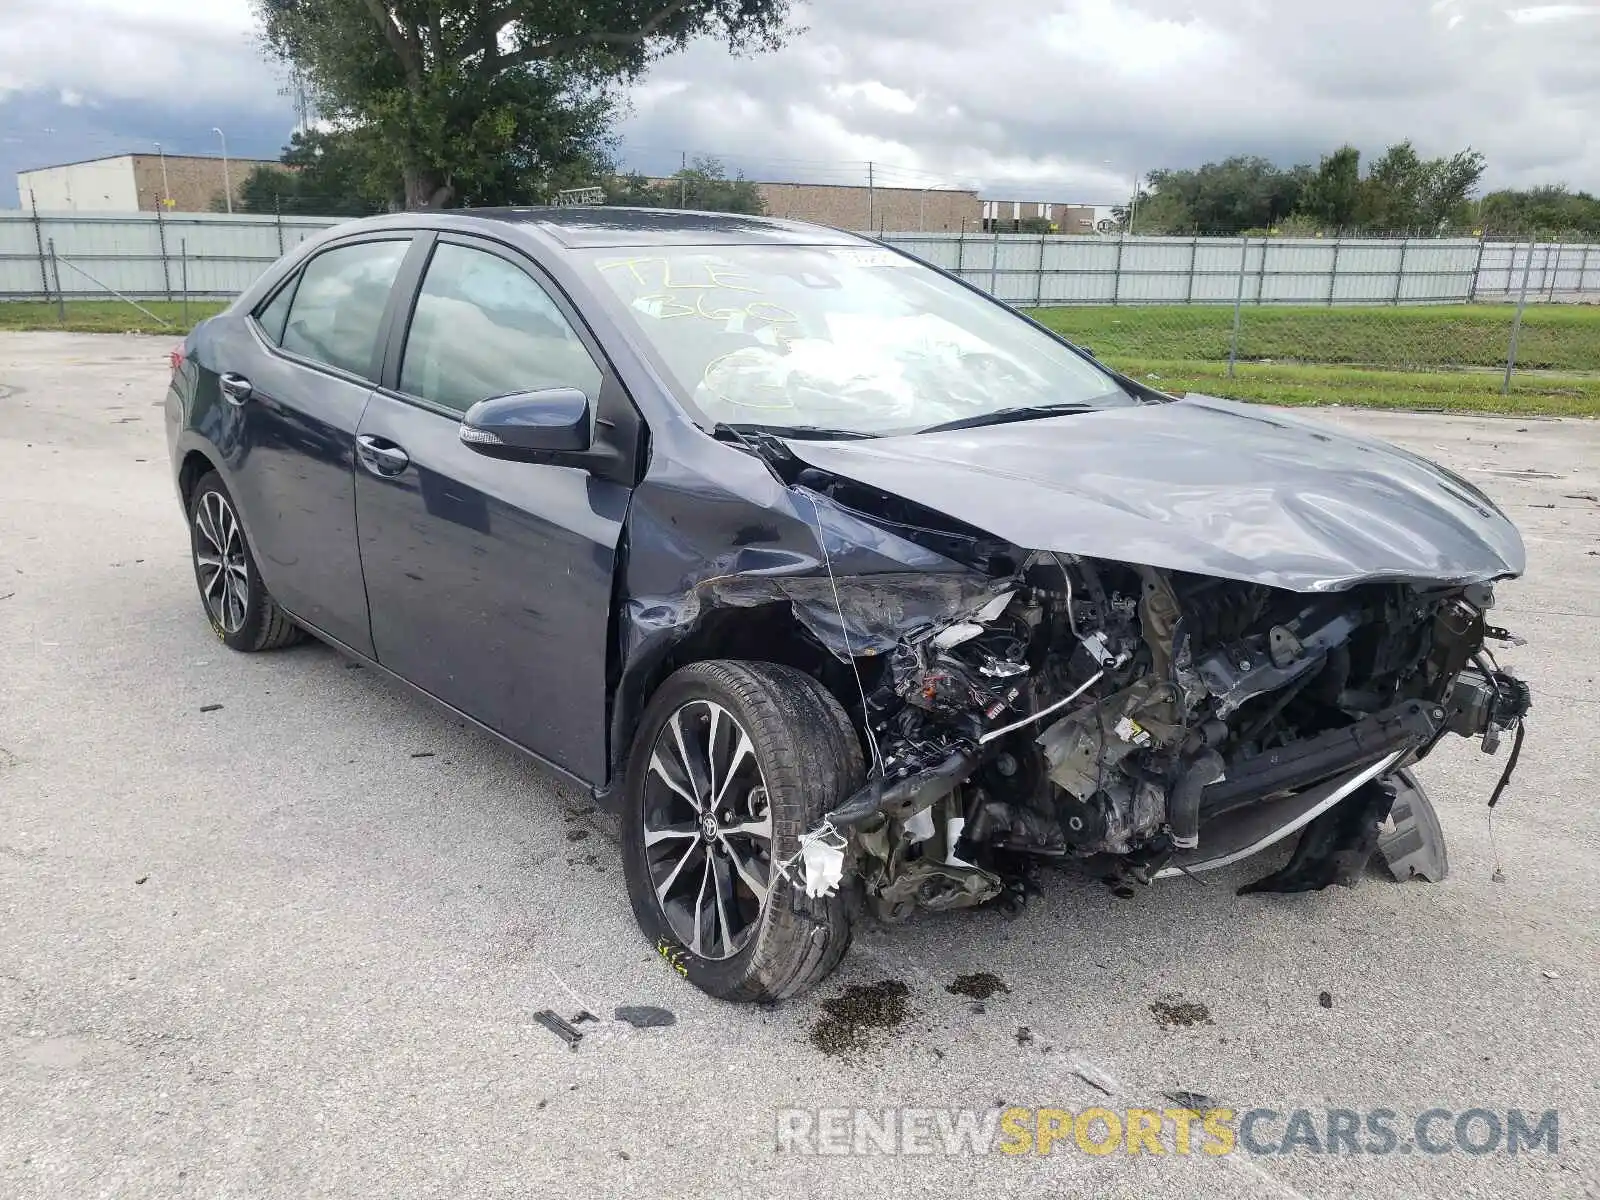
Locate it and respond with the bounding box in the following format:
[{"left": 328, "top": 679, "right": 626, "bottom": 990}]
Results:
[
  {"left": 597, "top": 256, "right": 760, "bottom": 293},
  {"left": 635, "top": 291, "right": 799, "bottom": 325}
]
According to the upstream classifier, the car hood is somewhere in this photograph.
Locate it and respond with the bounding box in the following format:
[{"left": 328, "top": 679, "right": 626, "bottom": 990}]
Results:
[{"left": 783, "top": 395, "right": 1525, "bottom": 592}]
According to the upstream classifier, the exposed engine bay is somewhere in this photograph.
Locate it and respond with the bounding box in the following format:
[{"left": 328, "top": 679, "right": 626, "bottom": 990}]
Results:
[{"left": 778, "top": 468, "right": 1533, "bottom": 917}]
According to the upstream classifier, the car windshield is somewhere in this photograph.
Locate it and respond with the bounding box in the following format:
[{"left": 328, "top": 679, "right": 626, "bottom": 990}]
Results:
[{"left": 578, "top": 244, "right": 1134, "bottom": 436}]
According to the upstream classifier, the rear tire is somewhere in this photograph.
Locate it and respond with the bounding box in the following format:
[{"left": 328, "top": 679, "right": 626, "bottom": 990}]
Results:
[
  {"left": 621, "top": 660, "right": 865, "bottom": 1003},
  {"left": 187, "top": 471, "right": 304, "bottom": 653}
]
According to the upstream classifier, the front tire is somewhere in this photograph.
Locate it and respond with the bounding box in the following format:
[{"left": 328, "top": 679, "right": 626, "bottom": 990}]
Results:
[
  {"left": 187, "top": 471, "right": 304, "bottom": 652},
  {"left": 621, "top": 661, "right": 864, "bottom": 1003}
]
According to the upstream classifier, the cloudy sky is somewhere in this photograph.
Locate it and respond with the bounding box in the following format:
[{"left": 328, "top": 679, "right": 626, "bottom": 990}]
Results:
[{"left": 2, "top": 0, "right": 1597, "bottom": 206}]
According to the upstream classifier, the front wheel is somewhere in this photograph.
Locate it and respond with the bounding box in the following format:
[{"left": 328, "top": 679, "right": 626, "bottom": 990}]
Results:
[{"left": 621, "top": 660, "right": 864, "bottom": 1003}]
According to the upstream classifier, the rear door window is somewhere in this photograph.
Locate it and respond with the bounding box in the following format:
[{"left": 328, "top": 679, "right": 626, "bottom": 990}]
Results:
[
  {"left": 280, "top": 239, "right": 410, "bottom": 380},
  {"left": 254, "top": 275, "right": 298, "bottom": 346},
  {"left": 399, "top": 241, "right": 603, "bottom": 413}
]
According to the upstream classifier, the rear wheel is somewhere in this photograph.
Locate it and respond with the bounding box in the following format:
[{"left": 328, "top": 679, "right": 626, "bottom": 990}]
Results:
[
  {"left": 621, "top": 661, "right": 864, "bottom": 1003},
  {"left": 188, "top": 472, "right": 304, "bottom": 652}
]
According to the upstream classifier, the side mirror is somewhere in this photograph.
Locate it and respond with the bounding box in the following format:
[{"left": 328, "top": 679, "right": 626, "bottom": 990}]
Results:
[{"left": 459, "top": 388, "right": 593, "bottom": 461}]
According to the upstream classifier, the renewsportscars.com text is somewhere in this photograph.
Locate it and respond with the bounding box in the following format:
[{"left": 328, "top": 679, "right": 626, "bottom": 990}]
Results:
[{"left": 776, "top": 1106, "right": 1560, "bottom": 1157}]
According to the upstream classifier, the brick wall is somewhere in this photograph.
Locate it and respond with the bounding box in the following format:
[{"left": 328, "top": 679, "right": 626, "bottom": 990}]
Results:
[
  {"left": 756, "top": 183, "right": 980, "bottom": 232},
  {"left": 129, "top": 155, "right": 278, "bottom": 213}
]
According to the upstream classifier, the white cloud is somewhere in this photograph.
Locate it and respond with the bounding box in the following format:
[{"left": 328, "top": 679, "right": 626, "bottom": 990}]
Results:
[
  {"left": 1506, "top": 4, "right": 1600, "bottom": 23},
  {"left": 1040, "top": 0, "right": 1228, "bottom": 75},
  {"left": 616, "top": 0, "right": 1600, "bottom": 196},
  {"left": 827, "top": 81, "right": 917, "bottom": 115},
  {"left": 3, "top": 0, "right": 1597, "bottom": 198},
  {"left": 0, "top": 0, "right": 283, "bottom": 112}
]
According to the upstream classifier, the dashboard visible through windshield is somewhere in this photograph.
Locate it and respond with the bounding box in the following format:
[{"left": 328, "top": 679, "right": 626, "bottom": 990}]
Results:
[{"left": 579, "top": 244, "right": 1135, "bottom": 437}]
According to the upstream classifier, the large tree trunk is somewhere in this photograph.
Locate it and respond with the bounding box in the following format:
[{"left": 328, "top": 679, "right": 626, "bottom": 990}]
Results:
[{"left": 403, "top": 165, "right": 455, "bottom": 210}]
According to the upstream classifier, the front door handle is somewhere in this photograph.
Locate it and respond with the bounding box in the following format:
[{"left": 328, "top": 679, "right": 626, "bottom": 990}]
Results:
[
  {"left": 356, "top": 434, "right": 410, "bottom": 477},
  {"left": 220, "top": 373, "right": 253, "bottom": 405}
]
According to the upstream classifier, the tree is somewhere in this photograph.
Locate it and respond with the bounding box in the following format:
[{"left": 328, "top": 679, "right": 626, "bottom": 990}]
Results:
[
  {"left": 254, "top": 0, "right": 792, "bottom": 210},
  {"left": 1479, "top": 185, "right": 1600, "bottom": 237},
  {"left": 1423, "top": 148, "right": 1487, "bottom": 229},
  {"left": 233, "top": 128, "right": 391, "bottom": 215},
  {"left": 1299, "top": 145, "right": 1362, "bottom": 230},
  {"left": 602, "top": 156, "right": 766, "bottom": 213},
  {"left": 1361, "top": 140, "right": 1484, "bottom": 232},
  {"left": 1126, "top": 140, "right": 1488, "bottom": 237},
  {"left": 1122, "top": 157, "right": 1312, "bottom": 234}
]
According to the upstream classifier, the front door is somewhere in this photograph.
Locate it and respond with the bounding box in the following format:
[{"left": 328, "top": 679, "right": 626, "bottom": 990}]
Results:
[
  {"left": 211, "top": 236, "right": 412, "bottom": 654},
  {"left": 352, "top": 236, "right": 634, "bottom": 784}
]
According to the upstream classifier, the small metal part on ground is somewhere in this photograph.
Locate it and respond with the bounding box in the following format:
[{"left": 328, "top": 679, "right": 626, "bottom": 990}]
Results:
[
  {"left": 1072, "top": 1065, "right": 1116, "bottom": 1096},
  {"left": 533, "top": 1009, "right": 584, "bottom": 1050},
  {"left": 199, "top": 704, "right": 223, "bottom": 713},
  {"left": 614, "top": 1005, "right": 676, "bottom": 1029},
  {"left": 946, "top": 972, "right": 1009, "bottom": 1000},
  {"left": 809, "top": 979, "right": 911, "bottom": 1059},
  {"left": 1149, "top": 993, "right": 1213, "bottom": 1029},
  {"left": 1164, "top": 1090, "right": 1213, "bottom": 1109},
  {"left": 1319, "top": 991, "right": 1334, "bottom": 1008}
]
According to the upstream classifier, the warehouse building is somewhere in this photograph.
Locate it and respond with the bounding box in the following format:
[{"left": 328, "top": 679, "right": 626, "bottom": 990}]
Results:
[
  {"left": 755, "top": 182, "right": 981, "bottom": 232},
  {"left": 980, "top": 199, "right": 1100, "bottom": 234},
  {"left": 16, "top": 153, "right": 275, "bottom": 213}
]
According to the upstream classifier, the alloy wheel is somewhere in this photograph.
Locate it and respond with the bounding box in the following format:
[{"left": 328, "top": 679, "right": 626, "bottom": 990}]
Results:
[
  {"left": 641, "top": 700, "right": 774, "bottom": 960},
  {"left": 194, "top": 490, "right": 249, "bottom": 635}
]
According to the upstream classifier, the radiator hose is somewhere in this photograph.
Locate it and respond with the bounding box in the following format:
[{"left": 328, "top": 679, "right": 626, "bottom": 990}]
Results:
[{"left": 1168, "top": 749, "right": 1226, "bottom": 850}]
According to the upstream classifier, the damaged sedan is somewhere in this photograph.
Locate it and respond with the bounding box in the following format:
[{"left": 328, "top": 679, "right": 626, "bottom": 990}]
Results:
[{"left": 165, "top": 208, "right": 1531, "bottom": 1003}]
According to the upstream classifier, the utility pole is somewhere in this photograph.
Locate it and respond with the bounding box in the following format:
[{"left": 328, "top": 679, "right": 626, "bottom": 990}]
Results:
[
  {"left": 867, "top": 162, "right": 875, "bottom": 231},
  {"left": 155, "top": 142, "right": 171, "bottom": 210},
  {"left": 212, "top": 127, "right": 233, "bottom": 213},
  {"left": 680, "top": 151, "right": 687, "bottom": 208},
  {"left": 1127, "top": 169, "right": 1141, "bottom": 235}
]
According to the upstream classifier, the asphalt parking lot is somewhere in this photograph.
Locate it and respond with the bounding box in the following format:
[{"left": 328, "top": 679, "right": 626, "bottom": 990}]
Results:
[{"left": 2, "top": 330, "right": 1596, "bottom": 1199}]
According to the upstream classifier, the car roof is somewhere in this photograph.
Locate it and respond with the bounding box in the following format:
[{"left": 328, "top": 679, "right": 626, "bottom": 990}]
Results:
[{"left": 442, "top": 206, "right": 873, "bottom": 249}]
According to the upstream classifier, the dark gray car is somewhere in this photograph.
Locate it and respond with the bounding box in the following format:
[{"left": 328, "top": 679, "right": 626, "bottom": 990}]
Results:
[{"left": 165, "top": 207, "right": 1531, "bottom": 1002}]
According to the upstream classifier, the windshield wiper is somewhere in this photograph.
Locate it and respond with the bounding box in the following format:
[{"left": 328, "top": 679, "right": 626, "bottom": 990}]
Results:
[
  {"left": 915, "top": 400, "right": 1109, "bottom": 435},
  {"left": 714, "top": 422, "right": 877, "bottom": 442}
]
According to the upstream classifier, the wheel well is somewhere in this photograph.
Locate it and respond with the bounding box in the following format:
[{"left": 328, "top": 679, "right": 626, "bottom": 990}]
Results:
[
  {"left": 177, "top": 450, "right": 216, "bottom": 510},
  {"left": 615, "top": 603, "right": 871, "bottom": 782}
]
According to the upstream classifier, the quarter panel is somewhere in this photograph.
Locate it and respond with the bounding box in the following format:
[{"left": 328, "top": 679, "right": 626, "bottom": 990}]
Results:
[{"left": 201, "top": 317, "right": 376, "bottom": 654}]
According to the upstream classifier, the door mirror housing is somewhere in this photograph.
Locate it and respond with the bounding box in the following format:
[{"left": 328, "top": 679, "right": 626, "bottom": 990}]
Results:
[{"left": 459, "top": 388, "right": 593, "bottom": 462}]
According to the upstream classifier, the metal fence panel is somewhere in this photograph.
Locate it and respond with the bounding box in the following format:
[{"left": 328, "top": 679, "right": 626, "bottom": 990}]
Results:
[
  {"left": 0, "top": 210, "right": 345, "bottom": 300},
  {"left": 2, "top": 212, "right": 1598, "bottom": 307}
]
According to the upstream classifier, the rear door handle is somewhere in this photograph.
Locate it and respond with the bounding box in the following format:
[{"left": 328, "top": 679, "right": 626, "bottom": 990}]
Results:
[
  {"left": 220, "top": 373, "right": 253, "bottom": 405},
  {"left": 356, "top": 434, "right": 410, "bottom": 477}
]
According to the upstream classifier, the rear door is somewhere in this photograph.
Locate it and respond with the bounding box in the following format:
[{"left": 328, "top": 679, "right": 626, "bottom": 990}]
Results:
[
  {"left": 352, "top": 234, "right": 638, "bottom": 784},
  {"left": 211, "top": 236, "right": 413, "bottom": 654}
]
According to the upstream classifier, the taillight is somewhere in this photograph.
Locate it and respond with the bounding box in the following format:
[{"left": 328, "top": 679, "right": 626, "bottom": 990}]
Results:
[{"left": 169, "top": 345, "right": 185, "bottom": 373}]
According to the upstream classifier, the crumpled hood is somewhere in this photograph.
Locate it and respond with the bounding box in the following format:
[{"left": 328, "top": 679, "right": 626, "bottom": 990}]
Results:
[{"left": 784, "top": 395, "right": 1525, "bottom": 592}]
